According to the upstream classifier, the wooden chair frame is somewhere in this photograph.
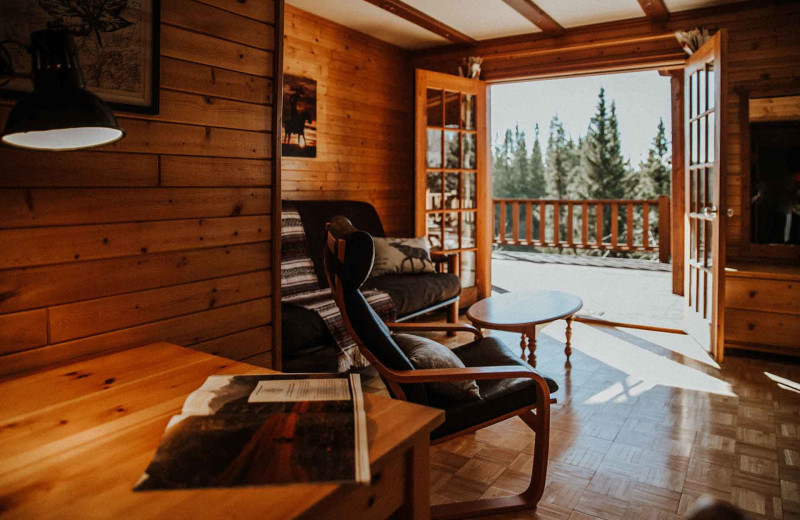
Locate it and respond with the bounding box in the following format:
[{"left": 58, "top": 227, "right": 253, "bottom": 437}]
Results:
[{"left": 325, "top": 230, "right": 553, "bottom": 520}]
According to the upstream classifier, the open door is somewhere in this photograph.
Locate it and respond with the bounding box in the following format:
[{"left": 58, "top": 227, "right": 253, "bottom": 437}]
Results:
[
  {"left": 415, "top": 69, "right": 490, "bottom": 307},
  {"left": 683, "top": 31, "right": 728, "bottom": 361}
]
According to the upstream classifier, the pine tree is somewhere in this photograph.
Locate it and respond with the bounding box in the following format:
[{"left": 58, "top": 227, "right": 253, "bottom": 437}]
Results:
[
  {"left": 579, "top": 88, "right": 628, "bottom": 200},
  {"left": 510, "top": 124, "right": 529, "bottom": 196},
  {"left": 529, "top": 124, "right": 547, "bottom": 198},
  {"left": 545, "top": 115, "right": 574, "bottom": 199},
  {"left": 634, "top": 118, "right": 671, "bottom": 198},
  {"left": 492, "top": 129, "right": 515, "bottom": 197}
]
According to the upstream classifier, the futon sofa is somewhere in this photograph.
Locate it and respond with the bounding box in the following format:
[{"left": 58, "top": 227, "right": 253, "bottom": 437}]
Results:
[{"left": 282, "top": 200, "right": 462, "bottom": 372}]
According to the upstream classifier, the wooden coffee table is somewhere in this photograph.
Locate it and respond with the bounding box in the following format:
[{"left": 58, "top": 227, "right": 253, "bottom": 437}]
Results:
[{"left": 467, "top": 290, "right": 583, "bottom": 367}]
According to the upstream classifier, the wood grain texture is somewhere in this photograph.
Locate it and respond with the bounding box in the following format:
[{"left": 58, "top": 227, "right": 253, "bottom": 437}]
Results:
[
  {"left": 501, "top": 0, "right": 564, "bottom": 34},
  {"left": 0, "top": 343, "right": 444, "bottom": 519},
  {"left": 0, "top": 0, "right": 281, "bottom": 374},
  {"left": 282, "top": 6, "right": 414, "bottom": 237},
  {"left": 361, "top": 0, "right": 476, "bottom": 45}
]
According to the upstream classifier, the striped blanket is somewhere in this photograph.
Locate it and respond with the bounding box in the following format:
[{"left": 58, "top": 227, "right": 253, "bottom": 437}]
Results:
[{"left": 281, "top": 204, "right": 396, "bottom": 371}]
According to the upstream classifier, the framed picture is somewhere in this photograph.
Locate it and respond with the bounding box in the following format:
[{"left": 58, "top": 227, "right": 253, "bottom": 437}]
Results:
[
  {"left": 0, "top": 0, "right": 160, "bottom": 115},
  {"left": 282, "top": 74, "right": 317, "bottom": 158}
]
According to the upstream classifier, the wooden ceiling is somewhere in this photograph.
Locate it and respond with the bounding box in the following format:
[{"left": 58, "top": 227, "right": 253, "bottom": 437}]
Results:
[{"left": 285, "top": 0, "right": 747, "bottom": 49}]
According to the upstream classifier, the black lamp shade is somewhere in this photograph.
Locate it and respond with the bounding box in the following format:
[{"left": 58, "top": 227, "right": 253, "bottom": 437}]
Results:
[{"left": 1, "top": 30, "right": 125, "bottom": 151}]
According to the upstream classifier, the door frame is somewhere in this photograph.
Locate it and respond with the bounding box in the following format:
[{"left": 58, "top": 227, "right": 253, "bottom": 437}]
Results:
[{"left": 414, "top": 69, "right": 492, "bottom": 303}]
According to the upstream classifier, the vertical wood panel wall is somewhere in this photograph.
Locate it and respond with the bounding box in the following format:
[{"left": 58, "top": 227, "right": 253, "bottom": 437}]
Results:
[
  {"left": 411, "top": 1, "right": 800, "bottom": 259},
  {"left": 0, "top": 0, "right": 282, "bottom": 376},
  {"left": 282, "top": 6, "right": 414, "bottom": 236}
]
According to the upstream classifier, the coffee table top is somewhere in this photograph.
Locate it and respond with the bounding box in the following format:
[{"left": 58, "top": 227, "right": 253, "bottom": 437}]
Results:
[{"left": 467, "top": 290, "right": 583, "bottom": 328}]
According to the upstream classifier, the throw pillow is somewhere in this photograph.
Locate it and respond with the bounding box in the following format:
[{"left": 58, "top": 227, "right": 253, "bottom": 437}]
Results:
[
  {"left": 393, "top": 333, "right": 481, "bottom": 401},
  {"left": 372, "top": 237, "right": 435, "bottom": 277}
]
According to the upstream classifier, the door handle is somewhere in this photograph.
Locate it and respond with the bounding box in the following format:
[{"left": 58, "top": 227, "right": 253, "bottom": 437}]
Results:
[{"left": 702, "top": 206, "right": 718, "bottom": 217}]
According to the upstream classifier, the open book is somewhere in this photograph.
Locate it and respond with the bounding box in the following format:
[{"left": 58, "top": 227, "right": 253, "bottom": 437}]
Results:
[{"left": 134, "top": 373, "right": 369, "bottom": 490}]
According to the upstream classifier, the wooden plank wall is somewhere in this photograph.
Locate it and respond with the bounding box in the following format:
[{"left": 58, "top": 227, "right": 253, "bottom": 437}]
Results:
[
  {"left": 282, "top": 5, "right": 414, "bottom": 236},
  {"left": 0, "top": 0, "right": 282, "bottom": 377},
  {"left": 411, "top": 1, "right": 800, "bottom": 259}
]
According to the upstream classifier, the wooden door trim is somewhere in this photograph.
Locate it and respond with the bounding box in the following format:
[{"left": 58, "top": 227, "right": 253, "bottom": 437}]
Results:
[
  {"left": 683, "top": 30, "right": 727, "bottom": 362},
  {"left": 415, "top": 69, "right": 491, "bottom": 300}
]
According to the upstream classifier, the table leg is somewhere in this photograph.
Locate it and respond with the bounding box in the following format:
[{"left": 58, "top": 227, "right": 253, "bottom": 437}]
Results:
[
  {"left": 527, "top": 327, "right": 538, "bottom": 367},
  {"left": 519, "top": 333, "right": 527, "bottom": 360},
  {"left": 565, "top": 316, "right": 574, "bottom": 360}
]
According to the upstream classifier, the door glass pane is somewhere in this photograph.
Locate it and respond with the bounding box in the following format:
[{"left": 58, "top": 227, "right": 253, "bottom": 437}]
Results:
[
  {"left": 427, "top": 89, "right": 443, "bottom": 127},
  {"left": 690, "top": 72, "right": 698, "bottom": 118},
  {"left": 427, "top": 213, "right": 442, "bottom": 249},
  {"left": 707, "top": 112, "right": 715, "bottom": 163},
  {"left": 462, "top": 171, "right": 476, "bottom": 209},
  {"left": 461, "top": 211, "right": 476, "bottom": 248},
  {"left": 426, "top": 171, "right": 443, "bottom": 210},
  {"left": 445, "top": 91, "right": 460, "bottom": 128},
  {"left": 462, "top": 94, "right": 476, "bottom": 130},
  {"left": 444, "top": 212, "right": 459, "bottom": 250},
  {"left": 426, "top": 129, "right": 442, "bottom": 168},
  {"left": 705, "top": 220, "right": 713, "bottom": 267},
  {"left": 699, "top": 116, "right": 706, "bottom": 164},
  {"left": 698, "top": 69, "right": 706, "bottom": 114},
  {"left": 445, "top": 171, "right": 460, "bottom": 209},
  {"left": 462, "top": 133, "right": 476, "bottom": 169},
  {"left": 706, "top": 269, "right": 713, "bottom": 318},
  {"left": 445, "top": 131, "right": 460, "bottom": 168},
  {"left": 699, "top": 167, "right": 705, "bottom": 212},
  {"left": 706, "top": 167, "right": 714, "bottom": 207},
  {"left": 707, "top": 66, "right": 715, "bottom": 110},
  {"left": 460, "top": 251, "right": 476, "bottom": 288},
  {"left": 691, "top": 120, "right": 698, "bottom": 165}
]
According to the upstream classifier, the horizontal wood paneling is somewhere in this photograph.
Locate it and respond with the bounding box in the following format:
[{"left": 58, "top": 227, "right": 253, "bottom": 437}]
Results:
[
  {"left": 282, "top": 6, "right": 414, "bottom": 237},
  {"left": 0, "top": 0, "right": 280, "bottom": 375}
]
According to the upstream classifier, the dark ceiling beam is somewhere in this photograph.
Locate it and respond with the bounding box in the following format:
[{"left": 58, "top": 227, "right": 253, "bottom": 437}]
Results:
[
  {"left": 637, "top": 0, "right": 670, "bottom": 21},
  {"left": 361, "top": 0, "right": 477, "bottom": 45},
  {"left": 501, "top": 0, "right": 565, "bottom": 34}
]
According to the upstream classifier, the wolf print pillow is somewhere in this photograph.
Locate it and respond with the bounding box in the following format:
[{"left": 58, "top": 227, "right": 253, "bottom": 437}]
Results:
[{"left": 371, "top": 237, "right": 435, "bottom": 277}]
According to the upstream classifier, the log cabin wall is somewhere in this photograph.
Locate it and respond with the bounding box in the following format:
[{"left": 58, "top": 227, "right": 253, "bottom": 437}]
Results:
[
  {"left": 410, "top": 1, "right": 800, "bottom": 259},
  {"left": 0, "top": 0, "right": 283, "bottom": 377},
  {"left": 282, "top": 5, "right": 414, "bottom": 236}
]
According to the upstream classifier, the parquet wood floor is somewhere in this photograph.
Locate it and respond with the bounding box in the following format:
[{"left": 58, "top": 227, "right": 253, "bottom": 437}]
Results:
[{"left": 361, "top": 320, "right": 800, "bottom": 519}]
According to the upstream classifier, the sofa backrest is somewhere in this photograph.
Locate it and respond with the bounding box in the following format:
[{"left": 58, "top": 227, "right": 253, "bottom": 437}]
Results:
[{"left": 283, "top": 200, "right": 386, "bottom": 288}]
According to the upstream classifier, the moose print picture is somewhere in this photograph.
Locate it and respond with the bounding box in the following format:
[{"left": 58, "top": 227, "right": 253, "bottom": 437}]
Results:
[{"left": 282, "top": 74, "right": 317, "bottom": 158}]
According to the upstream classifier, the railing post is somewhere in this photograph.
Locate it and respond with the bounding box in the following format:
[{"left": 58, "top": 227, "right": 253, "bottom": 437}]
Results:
[
  {"left": 499, "top": 201, "right": 506, "bottom": 244},
  {"left": 581, "top": 202, "right": 588, "bottom": 247},
  {"left": 626, "top": 202, "right": 634, "bottom": 250},
  {"left": 611, "top": 203, "right": 619, "bottom": 248},
  {"left": 567, "top": 203, "right": 574, "bottom": 246},
  {"left": 525, "top": 201, "right": 533, "bottom": 245},
  {"left": 512, "top": 202, "right": 520, "bottom": 244},
  {"left": 658, "top": 195, "right": 671, "bottom": 263},
  {"left": 539, "top": 201, "right": 546, "bottom": 246},
  {"left": 642, "top": 202, "right": 650, "bottom": 250},
  {"left": 553, "top": 202, "right": 560, "bottom": 247},
  {"left": 595, "top": 203, "right": 603, "bottom": 247}
]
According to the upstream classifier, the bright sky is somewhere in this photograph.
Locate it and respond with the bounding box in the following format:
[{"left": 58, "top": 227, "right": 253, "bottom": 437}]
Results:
[{"left": 491, "top": 70, "right": 672, "bottom": 164}]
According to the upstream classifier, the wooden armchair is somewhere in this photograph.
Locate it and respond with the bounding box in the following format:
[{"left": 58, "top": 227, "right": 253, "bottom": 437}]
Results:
[{"left": 322, "top": 216, "right": 557, "bottom": 520}]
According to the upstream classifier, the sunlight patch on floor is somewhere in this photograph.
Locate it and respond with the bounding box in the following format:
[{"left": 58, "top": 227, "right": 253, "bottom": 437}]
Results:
[
  {"left": 765, "top": 372, "right": 800, "bottom": 394},
  {"left": 569, "top": 322, "right": 735, "bottom": 398}
]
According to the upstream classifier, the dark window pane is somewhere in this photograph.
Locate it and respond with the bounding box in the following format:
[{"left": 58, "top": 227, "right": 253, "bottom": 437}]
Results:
[
  {"left": 462, "top": 133, "right": 476, "bottom": 169},
  {"left": 427, "top": 213, "right": 442, "bottom": 249},
  {"left": 427, "top": 89, "right": 442, "bottom": 127},
  {"left": 445, "top": 131, "right": 460, "bottom": 169},
  {"left": 426, "top": 171, "right": 443, "bottom": 210},
  {"left": 445, "top": 171, "right": 460, "bottom": 209},
  {"left": 462, "top": 94, "right": 476, "bottom": 130},
  {"left": 444, "top": 212, "right": 459, "bottom": 250},
  {"left": 445, "top": 91, "right": 460, "bottom": 128},
  {"left": 462, "top": 171, "right": 476, "bottom": 209}
]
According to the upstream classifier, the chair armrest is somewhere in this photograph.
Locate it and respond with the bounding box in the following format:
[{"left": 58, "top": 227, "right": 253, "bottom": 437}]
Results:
[
  {"left": 387, "top": 322, "right": 482, "bottom": 340},
  {"left": 384, "top": 365, "right": 552, "bottom": 395}
]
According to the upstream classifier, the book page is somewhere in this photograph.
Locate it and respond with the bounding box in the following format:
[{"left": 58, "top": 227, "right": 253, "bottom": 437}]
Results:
[{"left": 248, "top": 378, "right": 351, "bottom": 402}]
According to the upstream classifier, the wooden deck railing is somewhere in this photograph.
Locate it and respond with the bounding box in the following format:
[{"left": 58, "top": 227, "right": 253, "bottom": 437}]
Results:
[{"left": 493, "top": 195, "right": 671, "bottom": 262}]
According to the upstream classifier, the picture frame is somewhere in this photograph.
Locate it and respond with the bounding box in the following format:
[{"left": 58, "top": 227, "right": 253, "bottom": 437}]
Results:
[{"left": 0, "top": 0, "right": 161, "bottom": 115}]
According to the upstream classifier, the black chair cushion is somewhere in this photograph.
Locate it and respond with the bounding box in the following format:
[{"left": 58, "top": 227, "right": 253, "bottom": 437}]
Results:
[
  {"left": 363, "top": 272, "right": 461, "bottom": 318},
  {"left": 428, "top": 336, "right": 559, "bottom": 440},
  {"left": 280, "top": 303, "right": 331, "bottom": 355}
]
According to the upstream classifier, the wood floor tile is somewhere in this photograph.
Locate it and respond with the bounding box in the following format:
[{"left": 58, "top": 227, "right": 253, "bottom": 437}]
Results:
[{"left": 360, "top": 322, "right": 800, "bottom": 520}]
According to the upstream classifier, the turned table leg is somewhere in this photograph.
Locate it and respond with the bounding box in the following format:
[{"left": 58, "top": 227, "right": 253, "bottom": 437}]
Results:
[
  {"left": 519, "top": 333, "right": 527, "bottom": 360},
  {"left": 527, "top": 326, "right": 538, "bottom": 367},
  {"left": 565, "top": 316, "right": 574, "bottom": 360}
]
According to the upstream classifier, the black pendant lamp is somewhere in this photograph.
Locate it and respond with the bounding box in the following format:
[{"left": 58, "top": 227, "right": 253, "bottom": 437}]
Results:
[{"left": 1, "top": 30, "right": 124, "bottom": 151}]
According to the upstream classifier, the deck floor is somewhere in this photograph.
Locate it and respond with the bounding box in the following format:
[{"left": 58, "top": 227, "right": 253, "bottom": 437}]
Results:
[
  {"left": 491, "top": 251, "right": 683, "bottom": 331},
  {"left": 361, "top": 264, "right": 800, "bottom": 518}
]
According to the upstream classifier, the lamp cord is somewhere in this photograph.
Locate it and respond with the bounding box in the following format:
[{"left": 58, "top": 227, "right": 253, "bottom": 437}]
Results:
[{"left": 0, "top": 40, "right": 29, "bottom": 87}]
